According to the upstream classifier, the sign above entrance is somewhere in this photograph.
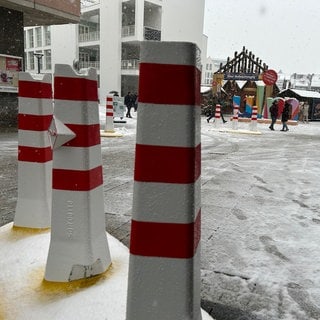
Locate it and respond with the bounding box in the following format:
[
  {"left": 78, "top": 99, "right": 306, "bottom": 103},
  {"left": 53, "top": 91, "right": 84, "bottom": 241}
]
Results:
[
  {"left": 224, "top": 72, "right": 259, "bottom": 81},
  {"left": 262, "top": 69, "right": 278, "bottom": 85}
]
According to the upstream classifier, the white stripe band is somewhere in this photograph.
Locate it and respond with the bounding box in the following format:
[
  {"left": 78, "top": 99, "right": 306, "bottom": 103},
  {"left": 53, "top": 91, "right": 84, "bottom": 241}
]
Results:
[
  {"left": 18, "top": 97, "right": 53, "bottom": 115},
  {"left": 132, "top": 178, "right": 201, "bottom": 224},
  {"left": 51, "top": 187, "right": 105, "bottom": 240},
  {"left": 53, "top": 145, "right": 103, "bottom": 170},
  {"left": 53, "top": 100, "right": 99, "bottom": 125},
  {"left": 136, "top": 103, "right": 201, "bottom": 147},
  {"left": 127, "top": 247, "right": 201, "bottom": 320},
  {"left": 55, "top": 64, "right": 97, "bottom": 82},
  {"left": 18, "top": 130, "right": 51, "bottom": 148},
  {"left": 140, "top": 41, "right": 201, "bottom": 69}
]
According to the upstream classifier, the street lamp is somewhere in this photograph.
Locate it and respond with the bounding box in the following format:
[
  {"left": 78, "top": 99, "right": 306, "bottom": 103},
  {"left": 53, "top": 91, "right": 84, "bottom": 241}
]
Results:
[{"left": 33, "top": 53, "right": 44, "bottom": 74}]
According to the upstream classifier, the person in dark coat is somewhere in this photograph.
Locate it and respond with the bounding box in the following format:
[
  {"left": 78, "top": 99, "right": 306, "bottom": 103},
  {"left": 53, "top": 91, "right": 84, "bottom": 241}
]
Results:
[
  {"left": 280, "top": 101, "right": 290, "bottom": 131},
  {"left": 124, "top": 92, "right": 133, "bottom": 118},
  {"left": 269, "top": 100, "right": 278, "bottom": 131}
]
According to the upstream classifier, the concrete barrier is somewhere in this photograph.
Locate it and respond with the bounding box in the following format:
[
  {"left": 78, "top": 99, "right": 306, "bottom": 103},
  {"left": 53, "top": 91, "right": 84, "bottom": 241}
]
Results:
[
  {"left": 126, "top": 42, "right": 202, "bottom": 320},
  {"left": 45, "top": 64, "right": 111, "bottom": 282},
  {"left": 14, "top": 72, "right": 53, "bottom": 229}
]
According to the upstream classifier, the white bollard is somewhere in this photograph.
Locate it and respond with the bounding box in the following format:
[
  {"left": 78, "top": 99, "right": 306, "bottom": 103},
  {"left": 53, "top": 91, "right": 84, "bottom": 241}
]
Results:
[
  {"left": 250, "top": 105, "right": 258, "bottom": 131},
  {"left": 100, "top": 94, "right": 123, "bottom": 137},
  {"left": 214, "top": 103, "right": 221, "bottom": 129},
  {"left": 104, "top": 94, "right": 115, "bottom": 133},
  {"left": 14, "top": 72, "right": 53, "bottom": 229},
  {"left": 45, "top": 64, "right": 111, "bottom": 282},
  {"left": 126, "top": 42, "right": 202, "bottom": 320}
]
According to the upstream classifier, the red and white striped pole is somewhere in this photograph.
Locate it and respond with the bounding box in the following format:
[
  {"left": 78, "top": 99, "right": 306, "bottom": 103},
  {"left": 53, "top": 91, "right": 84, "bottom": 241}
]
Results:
[
  {"left": 232, "top": 96, "right": 240, "bottom": 130},
  {"left": 101, "top": 94, "right": 123, "bottom": 137},
  {"left": 14, "top": 72, "right": 53, "bottom": 229},
  {"left": 105, "top": 94, "right": 115, "bottom": 132},
  {"left": 214, "top": 103, "right": 221, "bottom": 128},
  {"left": 126, "top": 42, "right": 202, "bottom": 320},
  {"left": 250, "top": 105, "right": 258, "bottom": 131},
  {"left": 45, "top": 64, "right": 111, "bottom": 282}
]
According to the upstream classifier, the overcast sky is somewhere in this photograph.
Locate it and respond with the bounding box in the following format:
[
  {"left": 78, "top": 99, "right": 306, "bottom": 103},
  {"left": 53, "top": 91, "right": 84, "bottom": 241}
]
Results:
[{"left": 204, "top": 0, "right": 320, "bottom": 75}]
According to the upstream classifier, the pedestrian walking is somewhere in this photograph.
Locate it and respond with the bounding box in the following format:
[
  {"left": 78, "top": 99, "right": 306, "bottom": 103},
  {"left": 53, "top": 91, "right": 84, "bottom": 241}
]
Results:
[
  {"left": 124, "top": 92, "right": 133, "bottom": 118},
  {"left": 269, "top": 100, "right": 278, "bottom": 131},
  {"left": 133, "top": 93, "right": 138, "bottom": 112},
  {"left": 280, "top": 101, "right": 290, "bottom": 131}
]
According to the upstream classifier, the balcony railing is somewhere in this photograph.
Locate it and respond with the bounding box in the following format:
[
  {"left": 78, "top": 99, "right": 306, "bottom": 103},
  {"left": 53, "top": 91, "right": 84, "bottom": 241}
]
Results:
[
  {"left": 79, "top": 31, "right": 100, "bottom": 42},
  {"left": 144, "top": 26, "right": 161, "bottom": 41},
  {"left": 79, "top": 61, "right": 100, "bottom": 69},
  {"left": 121, "top": 59, "right": 139, "bottom": 70},
  {"left": 122, "top": 25, "right": 135, "bottom": 37}
]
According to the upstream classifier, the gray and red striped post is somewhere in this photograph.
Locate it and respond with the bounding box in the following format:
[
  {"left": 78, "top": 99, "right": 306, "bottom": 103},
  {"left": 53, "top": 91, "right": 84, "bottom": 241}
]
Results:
[
  {"left": 214, "top": 103, "right": 221, "bottom": 128},
  {"left": 126, "top": 42, "right": 202, "bottom": 320},
  {"left": 105, "top": 94, "right": 115, "bottom": 132},
  {"left": 100, "top": 94, "right": 123, "bottom": 137},
  {"left": 45, "top": 64, "right": 111, "bottom": 282},
  {"left": 250, "top": 105, "right": 258, "bottom": 131},
  {"left": 14, "top": 72, "right": 53, "bottom": 229}
]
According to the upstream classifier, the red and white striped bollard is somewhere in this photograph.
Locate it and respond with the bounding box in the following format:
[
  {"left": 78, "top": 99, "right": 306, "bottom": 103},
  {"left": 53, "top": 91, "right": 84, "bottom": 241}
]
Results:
[
  {"left": 45, "top": 64, "right": 111, "bottom": 282},
  {"left": 214, "top": 103, "right": 221, "bottom": 128},
  {"left": 14, "top": 72, "right": 53, "bottom": 229},
  {"left": 126, "top": 42, "right": 202, "bottom": 320},
  {"left": 104, "top": 94, "right": 115, "bottom": 133},
  {"left": 250, "top": 105, "right": 258, "bottom": 131}
]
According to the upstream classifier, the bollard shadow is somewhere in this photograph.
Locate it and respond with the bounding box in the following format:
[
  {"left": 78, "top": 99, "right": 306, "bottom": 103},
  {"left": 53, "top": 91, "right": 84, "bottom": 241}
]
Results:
[{"left": 201, "top": 300, "right": 265, "bottom": 320}]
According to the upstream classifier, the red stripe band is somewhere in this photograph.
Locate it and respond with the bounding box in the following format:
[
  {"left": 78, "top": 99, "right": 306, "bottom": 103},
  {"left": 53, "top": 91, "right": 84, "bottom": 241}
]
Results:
[
  {"left": 106, "top": 105, "right": 113, "bottom": 109},
  {"left": 139, "top": 63, "right": 201, "bottom": 105},
  {"left": 134, "top": 143, "right": 201, "bottom": 184},
  {"left": 54, "top": 76, "right": 98, "bottom": 101},
  {"left": 18, "top": 146, "right": 52, "bottom": 163},
  {"left": 19, "top": 81, "right": 52, "bottom": 99},
  {"left": 106, "top": 97, "right": 113, "bottom": 102},
  {"left": 130, "top": 210, "right": 201, "bottom": 259},
  {"left": 106, "top": 112, "right": 113, "bottom": 116},
  {"left": 18, "top": 114, "right": 53, "bottom": 131},
  {"left": 53, "top": 166, "right": 103, "bottom": 191},
  {"left": 63, "top": 124, "right": 101, "bottom": 147}
]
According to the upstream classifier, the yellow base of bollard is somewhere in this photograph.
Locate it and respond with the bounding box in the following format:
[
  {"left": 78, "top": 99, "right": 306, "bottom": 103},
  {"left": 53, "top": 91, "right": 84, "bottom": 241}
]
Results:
[
  {"left": 100, "top": 130, "right": 123, "bottom": 137},
  {"left": 0, "top": 222, "right": 212, "bottom": 320}
]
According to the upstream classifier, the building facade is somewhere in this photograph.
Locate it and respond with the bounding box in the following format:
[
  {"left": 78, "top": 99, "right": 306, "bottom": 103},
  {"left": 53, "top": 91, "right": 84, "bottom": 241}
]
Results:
[
  {"left": 24, "top": 0, "right": 206, "bottom": 101},
  {"left": 0, "top": 0, "right": 80, "bottom": 127}
]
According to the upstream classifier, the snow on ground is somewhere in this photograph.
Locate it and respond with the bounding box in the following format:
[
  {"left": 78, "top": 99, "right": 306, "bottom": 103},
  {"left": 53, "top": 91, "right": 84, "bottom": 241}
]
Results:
[
  {"left": 200, "top": 118, "right": 320, "bottom": 319},
  {"left": 0, "top": 223, "right": 212, "bottom": 320},
  {"left": 1, "top": 105, "right": 320, "bottom": 319},
  {"left": 99, "top": 106, "right": 320, "bottom": 319}
]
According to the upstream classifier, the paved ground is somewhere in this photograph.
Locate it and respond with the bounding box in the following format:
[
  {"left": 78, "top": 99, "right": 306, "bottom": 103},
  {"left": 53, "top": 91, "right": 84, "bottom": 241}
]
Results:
[{"left": 1, "top": 116, "right": 320, "bottom": 320}]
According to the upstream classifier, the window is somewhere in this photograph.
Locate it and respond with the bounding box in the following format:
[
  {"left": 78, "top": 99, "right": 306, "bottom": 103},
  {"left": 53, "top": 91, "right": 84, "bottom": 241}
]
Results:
[
  {"left": 35, "top": 27, "right": 42, "bottom": 47},
  {"left": 28, "top": 29, "right": 34, "bottom": 48},
  {"left": 44, "top": 26, "right": 51, "bottom": 46},
  {"left": 28, "top": 51, "right": 34, "bottom": 70},
  {"left": 79, "top": 25, "right": 89, "bottom": 35},
  {"left": 44, "top": 50, "right": 51, "bottom": 70}
]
